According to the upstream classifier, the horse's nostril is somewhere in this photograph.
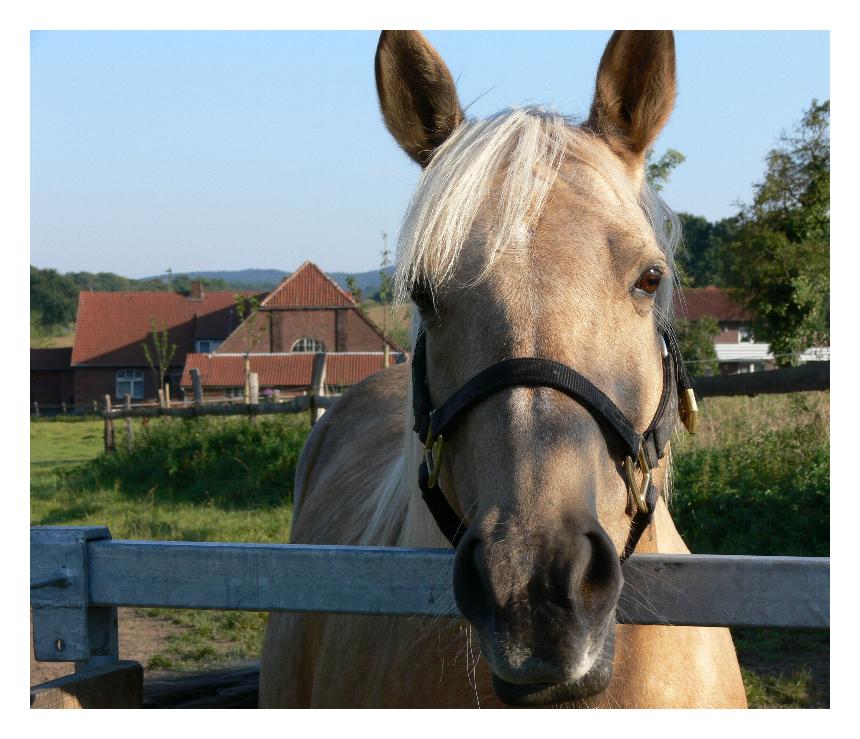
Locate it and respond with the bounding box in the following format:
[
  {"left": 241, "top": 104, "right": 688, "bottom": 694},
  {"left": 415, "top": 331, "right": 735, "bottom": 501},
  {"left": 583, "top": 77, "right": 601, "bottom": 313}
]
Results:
[
  {"left": 572, "top": 529, "right": 623, "bottom": 614},
  {"left": 452, "top": 529, "right": 494, "bottom": 627}
]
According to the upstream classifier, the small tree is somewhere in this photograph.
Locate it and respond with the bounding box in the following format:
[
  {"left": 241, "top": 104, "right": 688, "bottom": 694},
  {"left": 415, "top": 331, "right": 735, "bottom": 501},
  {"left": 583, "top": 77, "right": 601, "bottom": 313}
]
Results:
[
  {"left": 234, "top": 294, "right": 265, "bottom": 402},
  {"left": 345, "top": 275, "right": 363, "bottom": 306},
  {"left": 674, "top": 316, "right": 720, "bottom": 376},
  {"left": 141, "top": 317, "right": 177, "bottom": 397},
  {"left": 379, "top": 232, "right": 394, "bottom": 363}
]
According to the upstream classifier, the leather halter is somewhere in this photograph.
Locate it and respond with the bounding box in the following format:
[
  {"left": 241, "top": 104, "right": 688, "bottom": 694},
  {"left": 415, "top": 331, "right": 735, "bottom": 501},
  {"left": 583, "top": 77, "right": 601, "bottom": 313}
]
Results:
[{"left": 411, "top": 326, "right": 697, "bottom": 561}]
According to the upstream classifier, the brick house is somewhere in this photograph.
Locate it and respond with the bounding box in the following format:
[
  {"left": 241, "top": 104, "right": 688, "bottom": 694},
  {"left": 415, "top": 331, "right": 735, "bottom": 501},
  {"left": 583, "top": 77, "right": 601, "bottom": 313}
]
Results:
[
  {"left": 674, "top": 286, "right": 829, "bottom": 374},
  {"left": 216, "top": 261, "right": 400, "bottom": 354},
  {"left": 69, "top": 284, "right": 260, "bottom": 406},
  {"left": 30, "top": 347, "right": 74, "bottom": 410},
  {"left": 57, "top": 262, "right": 403, "bottom": 407}
]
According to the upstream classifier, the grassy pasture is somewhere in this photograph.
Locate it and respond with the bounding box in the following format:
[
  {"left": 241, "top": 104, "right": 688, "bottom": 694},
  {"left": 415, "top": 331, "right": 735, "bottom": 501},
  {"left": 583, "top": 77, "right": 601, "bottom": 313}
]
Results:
[{"left": 29, "top": 390, "right": 829, "bottom": 705}]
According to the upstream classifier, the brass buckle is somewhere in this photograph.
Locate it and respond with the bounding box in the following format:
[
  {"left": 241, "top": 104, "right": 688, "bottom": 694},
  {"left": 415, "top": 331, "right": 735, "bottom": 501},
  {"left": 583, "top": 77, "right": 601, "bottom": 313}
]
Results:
[
  {"left": 680, "top": 388, "right": 699, "bottom": 434},
  {"left": 624, "top": 445, "right": 652, "bottom": 514},
  {"left": 424, "top": 429, "right": 444, "bottom": 489}
]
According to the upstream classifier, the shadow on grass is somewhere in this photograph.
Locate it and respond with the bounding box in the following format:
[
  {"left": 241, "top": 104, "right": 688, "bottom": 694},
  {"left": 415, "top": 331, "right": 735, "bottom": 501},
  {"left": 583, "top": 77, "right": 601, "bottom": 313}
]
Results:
[{"left": 734, "top": 628, "right": 829, "bottom": 708}]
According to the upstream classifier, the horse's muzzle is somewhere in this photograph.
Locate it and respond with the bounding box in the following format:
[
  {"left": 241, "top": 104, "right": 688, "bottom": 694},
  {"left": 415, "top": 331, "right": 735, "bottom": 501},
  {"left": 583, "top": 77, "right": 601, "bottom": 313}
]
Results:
[{"left": 452, "top": 517, "right": 623, "bottom": 705}]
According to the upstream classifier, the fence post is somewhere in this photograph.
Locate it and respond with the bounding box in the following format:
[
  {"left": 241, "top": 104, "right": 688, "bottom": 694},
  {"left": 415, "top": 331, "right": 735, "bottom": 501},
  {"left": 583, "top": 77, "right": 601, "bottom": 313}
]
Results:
[
  {"left": 248, "top": 372, "right": 259, "bottom": 425},
  {"left": 309, "top": 353, "right": 327, "bottom": 427},
  {"left": 190, "top": 368, "right": 203, "bottom": 415},
  {"left": 124, "top": 395, "right": 133, "bottom": 453},
  {"left": 33, "top": 401, "right": 40, "bottom": 418},
  {"left": 103, "top": 395, "right": 115, "bottom": 453},
  {"left": 272, "top": 389, "right": 281, "bottom": 404},
  {"left": 62, "top": 402, "right": 67, "bottom": 416},
  {"left": 92, "top": 400, "right": 98, "bottom": 416}
]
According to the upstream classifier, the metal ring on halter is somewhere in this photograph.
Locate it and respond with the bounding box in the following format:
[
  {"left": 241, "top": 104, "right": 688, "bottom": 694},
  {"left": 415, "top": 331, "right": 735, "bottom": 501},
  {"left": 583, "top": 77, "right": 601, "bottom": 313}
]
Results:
[
  {"left": 624, "top": 445, "right": 651, "bottom": 514},
  {"left": 424, "top": 429, "right": 444, "bottom": 489}
]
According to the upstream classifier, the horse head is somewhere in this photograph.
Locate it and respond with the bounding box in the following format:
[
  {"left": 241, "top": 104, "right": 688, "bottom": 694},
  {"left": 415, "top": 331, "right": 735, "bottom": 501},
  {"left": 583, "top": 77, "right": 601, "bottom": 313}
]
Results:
[{"left": 376, "top": 30, "right": 680, "bottom": 706}]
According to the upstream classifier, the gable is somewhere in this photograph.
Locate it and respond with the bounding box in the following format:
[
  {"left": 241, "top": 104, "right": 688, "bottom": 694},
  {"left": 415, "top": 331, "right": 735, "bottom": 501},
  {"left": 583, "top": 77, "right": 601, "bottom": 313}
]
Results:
[{"left": 260, "top": 261, "right": 356, "bottom": 309}]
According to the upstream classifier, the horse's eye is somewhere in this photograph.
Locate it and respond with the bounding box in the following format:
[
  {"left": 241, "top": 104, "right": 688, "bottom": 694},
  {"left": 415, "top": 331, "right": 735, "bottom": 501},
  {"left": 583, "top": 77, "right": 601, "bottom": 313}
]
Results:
[{"left": 634, "top": 267, "right": 663, "bottom": 295}]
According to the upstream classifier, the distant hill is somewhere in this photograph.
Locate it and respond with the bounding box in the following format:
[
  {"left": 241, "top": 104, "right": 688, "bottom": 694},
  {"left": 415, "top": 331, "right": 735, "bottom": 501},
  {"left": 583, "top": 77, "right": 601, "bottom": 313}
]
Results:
[{"left": 145, "top": 267, "right": 395, "bottom": 294}]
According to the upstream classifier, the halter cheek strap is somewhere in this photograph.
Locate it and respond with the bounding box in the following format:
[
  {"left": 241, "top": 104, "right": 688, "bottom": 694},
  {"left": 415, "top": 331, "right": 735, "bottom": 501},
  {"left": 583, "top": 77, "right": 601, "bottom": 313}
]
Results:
[{"left": 411, "top": 328, "right": 696, "bottom": 561}]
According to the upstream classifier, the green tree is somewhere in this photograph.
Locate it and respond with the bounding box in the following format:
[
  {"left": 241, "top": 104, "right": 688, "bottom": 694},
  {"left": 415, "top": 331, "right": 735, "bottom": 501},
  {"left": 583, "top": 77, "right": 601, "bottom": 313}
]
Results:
[
  {"left": 676, "top": 213, "right": 738, "bottom": 287},
  {"left": 379, "top": 232, "right": 394, "bottom": 352},
  {"left": 675, "top": 316, "right": 720, "bottom": 376},
  {"left": 141, "top": 317, "right": 177, "bottom": 395},
  {"left": 345, "top": 275, "right": 363, "bottom": 305},
  {"left": 30, "top": 266, "right": 78, "bottom": 329},
  {"left": 646, "top": 148, "right": 686, "bottom": 192},
  {"left": 725, "top": 100, "right": 829, "bottom": 364}
]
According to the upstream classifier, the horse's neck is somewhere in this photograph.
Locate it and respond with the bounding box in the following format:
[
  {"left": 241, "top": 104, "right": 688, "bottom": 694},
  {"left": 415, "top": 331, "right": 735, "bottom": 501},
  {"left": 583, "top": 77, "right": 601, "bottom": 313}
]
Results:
[{"left": 638, "top": 497, "right": 691, "bottom": 555}]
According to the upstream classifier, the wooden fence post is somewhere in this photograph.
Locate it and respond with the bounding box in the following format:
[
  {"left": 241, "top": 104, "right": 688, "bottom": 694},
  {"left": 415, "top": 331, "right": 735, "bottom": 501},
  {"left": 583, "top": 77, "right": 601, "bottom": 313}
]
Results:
[
  {"left": 103, "top": 395, "right": 115, "bottom": 453},
  {"left": 309, "top": 353, "right": 327, "bottom": 427},
  {"left": 33, "top": 401, "right": 39, "bottom": 418},
  {"left": 157, "top": 388, "right": 170, "bottom": 423},
  {"left": 272, "top": 389, "right": 281, "bottom": 404},
  {"left": 124, "top": 394, "right": 133, "bottom": 453},
  {"left": 248, "top": 372, "right": 259, "bottom": 425},
  {"left": 190, "top": 369, "right": 203, "bottom": 415}
]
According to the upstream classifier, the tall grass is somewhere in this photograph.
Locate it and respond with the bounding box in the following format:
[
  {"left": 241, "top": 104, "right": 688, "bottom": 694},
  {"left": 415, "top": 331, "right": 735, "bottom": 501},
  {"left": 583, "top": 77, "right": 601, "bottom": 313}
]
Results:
[
  {"left": 670, "top": 391, "right": 829, "bottom": 556},
  {"left": 63, "top": 415, "right": 309, "bottom": 510}
]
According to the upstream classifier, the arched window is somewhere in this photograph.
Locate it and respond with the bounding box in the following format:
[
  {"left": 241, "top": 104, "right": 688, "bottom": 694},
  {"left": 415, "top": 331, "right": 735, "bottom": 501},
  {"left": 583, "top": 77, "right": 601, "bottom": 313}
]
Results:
[{"left": 291, "top": 337, "right": 326, "bottom": 353}]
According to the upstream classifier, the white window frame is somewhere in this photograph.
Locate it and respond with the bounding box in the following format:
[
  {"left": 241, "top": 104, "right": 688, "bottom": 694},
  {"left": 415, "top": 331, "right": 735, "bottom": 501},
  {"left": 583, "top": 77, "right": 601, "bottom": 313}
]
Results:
[
  {"left": 116, "top": 369, "right": 144, "bottom": 400},
  {"left": 195, "top": 339, "right": 222, "bottom": 353},
  {"left": 291, "top": 337, "right": 326, "bottom": 353},
  {"left": 224, "top": 387, "right": 243, "bottom": 399}
]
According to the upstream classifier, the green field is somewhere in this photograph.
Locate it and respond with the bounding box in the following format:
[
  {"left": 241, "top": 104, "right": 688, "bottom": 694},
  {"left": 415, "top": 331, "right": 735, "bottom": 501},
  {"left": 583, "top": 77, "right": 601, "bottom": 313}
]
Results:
[{"left": 30, "top": 391, "right": 829, "bottom": 706}]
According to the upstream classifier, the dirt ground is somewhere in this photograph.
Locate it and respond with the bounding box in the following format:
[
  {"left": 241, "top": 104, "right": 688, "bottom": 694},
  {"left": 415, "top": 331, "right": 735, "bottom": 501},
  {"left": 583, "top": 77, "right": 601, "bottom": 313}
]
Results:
[{"left": 30, "top": 608, "right": 185, "bottom": 686}]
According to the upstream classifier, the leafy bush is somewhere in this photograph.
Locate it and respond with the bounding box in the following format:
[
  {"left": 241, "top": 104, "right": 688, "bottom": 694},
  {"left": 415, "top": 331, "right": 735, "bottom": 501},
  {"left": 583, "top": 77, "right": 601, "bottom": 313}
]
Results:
[
  {"left": 64, "top": 415, "right": 310, "bottom": 509},
  {"left": 671, "top": 420, "right": 829, "bottom": 556}
]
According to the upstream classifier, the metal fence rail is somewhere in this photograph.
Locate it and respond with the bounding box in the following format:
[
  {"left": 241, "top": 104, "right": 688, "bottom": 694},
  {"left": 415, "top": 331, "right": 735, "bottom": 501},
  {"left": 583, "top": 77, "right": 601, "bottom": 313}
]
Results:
[{"left": 30, "top": 526, "right": 830, "bottom": 671}]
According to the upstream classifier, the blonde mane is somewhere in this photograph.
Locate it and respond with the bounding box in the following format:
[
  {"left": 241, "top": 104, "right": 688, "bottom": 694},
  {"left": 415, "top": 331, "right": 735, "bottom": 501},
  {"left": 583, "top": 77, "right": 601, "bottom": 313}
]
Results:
[{"left": 360, "top": 107, "right": 681, "bottom": 547}]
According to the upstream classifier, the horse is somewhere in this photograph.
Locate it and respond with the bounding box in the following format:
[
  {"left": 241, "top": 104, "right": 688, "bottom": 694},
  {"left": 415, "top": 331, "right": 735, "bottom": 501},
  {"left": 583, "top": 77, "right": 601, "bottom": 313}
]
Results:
[{"left": 259, "top": 29, "right": 748, "bottom": 708}]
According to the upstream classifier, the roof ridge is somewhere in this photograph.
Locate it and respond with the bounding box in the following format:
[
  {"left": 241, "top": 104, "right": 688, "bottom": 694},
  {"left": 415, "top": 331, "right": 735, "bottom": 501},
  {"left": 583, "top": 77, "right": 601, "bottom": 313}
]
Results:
[{"left": 258, "top": 261, "right": 356, "bottom": 309}]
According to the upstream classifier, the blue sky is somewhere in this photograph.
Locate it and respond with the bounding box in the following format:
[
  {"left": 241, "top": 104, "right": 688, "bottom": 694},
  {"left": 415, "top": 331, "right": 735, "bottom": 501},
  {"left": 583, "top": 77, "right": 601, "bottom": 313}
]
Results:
[{"left": 30, "top": 30, "right": 829, "bottom": 278}]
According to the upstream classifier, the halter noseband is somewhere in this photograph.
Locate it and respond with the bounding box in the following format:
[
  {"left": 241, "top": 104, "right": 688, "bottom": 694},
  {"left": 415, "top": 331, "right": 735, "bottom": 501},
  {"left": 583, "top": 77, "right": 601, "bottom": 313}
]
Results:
[{"left": 411, "top": 327, "right": 697, "bottom": 562}]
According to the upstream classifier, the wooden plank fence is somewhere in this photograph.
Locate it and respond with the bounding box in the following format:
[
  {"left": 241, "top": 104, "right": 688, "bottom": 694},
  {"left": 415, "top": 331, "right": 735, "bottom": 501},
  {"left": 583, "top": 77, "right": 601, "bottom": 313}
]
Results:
[
  {"left": 30, "top": 525, "right": 829, "bottom": 707},
  {"left": 99, "top": 355, "right": 335, "bottom": 451},
  {"left": 692, "top": 361, "right": 829, "bottom": 397}
]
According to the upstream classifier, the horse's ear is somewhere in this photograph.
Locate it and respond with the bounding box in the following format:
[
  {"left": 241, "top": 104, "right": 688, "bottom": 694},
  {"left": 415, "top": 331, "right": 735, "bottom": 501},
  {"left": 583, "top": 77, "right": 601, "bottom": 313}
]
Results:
[
  {"left": 587, "top": 31, "right": 676, "bottom": 166},
  {"left": 375, "top": 30, "right": 464, "bottom": 167}
]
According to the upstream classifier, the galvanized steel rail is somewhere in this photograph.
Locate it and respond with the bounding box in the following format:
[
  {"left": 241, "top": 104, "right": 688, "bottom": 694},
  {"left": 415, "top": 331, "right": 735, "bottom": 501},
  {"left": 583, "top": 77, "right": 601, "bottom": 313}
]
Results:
[{"left": 30, "top": 526, "right": 830, "bottom": 672}]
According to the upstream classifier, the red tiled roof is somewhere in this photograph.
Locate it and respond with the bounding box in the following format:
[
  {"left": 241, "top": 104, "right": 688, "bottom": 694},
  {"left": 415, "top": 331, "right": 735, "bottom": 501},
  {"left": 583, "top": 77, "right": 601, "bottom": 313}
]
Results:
[
  {"left": 674, "top": 287, "right": 751, "bottom": 322},
  {"left": 31, "top": 347, "right": 73, "bottom": 371},
  {"left": 260, "top": 261, "right": 356, "bottom": 309},
  {"left": 71, "top": 291, "right": 262, "bottom": 367},
  {"left": 180, "top": 352, "right": 405, "bottom": 389}
]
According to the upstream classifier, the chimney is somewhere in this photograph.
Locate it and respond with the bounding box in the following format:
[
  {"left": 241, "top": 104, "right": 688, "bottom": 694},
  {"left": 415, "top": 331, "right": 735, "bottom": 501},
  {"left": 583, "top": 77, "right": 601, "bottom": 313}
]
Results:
[{"left": 189, "top": 280, "right": 204, "bottom": 301}]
